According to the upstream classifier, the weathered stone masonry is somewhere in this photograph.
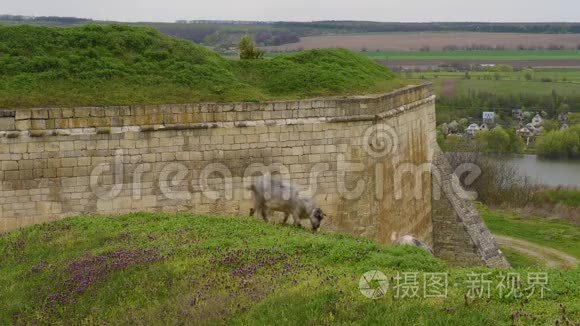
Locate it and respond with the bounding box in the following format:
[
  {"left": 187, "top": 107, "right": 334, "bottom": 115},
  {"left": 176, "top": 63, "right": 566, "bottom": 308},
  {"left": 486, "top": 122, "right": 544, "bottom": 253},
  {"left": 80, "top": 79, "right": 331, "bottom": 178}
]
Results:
[{"left": 0, "top": 84, "right": 508, "bottom": 267}]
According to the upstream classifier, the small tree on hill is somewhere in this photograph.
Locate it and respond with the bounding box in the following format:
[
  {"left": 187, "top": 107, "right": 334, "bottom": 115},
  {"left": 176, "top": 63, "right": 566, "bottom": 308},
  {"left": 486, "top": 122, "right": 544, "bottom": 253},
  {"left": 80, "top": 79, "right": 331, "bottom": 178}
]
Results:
[{"left": 238, "top": 35, "right": 264, "bottom": 60}]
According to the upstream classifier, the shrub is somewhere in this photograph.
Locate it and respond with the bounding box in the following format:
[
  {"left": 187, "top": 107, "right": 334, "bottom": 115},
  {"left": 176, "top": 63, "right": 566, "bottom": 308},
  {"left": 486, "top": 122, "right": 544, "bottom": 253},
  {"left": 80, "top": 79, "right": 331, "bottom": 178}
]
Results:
[
  {"left": 475, "top": 128, "right": 523, "bottom": 154},
  {"left": 505, "top": 127, "right": 525, "bottom": 153},
  {"left": 440, "top": 134, "right": 465, "bottom": 151},
  {"left": 445, "top": 151, "right": 539, "bottom": 207},
  {"left": 238, "top": 35, "right": 264, "bottom": 60},
  {"left": 536, "top": 125, "right": 580, "bottom": 159},
  {"left": 542, "top": 120, "right": 560, "bottom": 132}
]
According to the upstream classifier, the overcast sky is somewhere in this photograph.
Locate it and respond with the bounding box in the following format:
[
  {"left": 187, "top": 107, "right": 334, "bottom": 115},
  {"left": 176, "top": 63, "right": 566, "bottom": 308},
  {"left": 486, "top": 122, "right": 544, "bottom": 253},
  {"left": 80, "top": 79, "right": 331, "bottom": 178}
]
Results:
[{"left": 1, "top": 0, "right": 579, "bottom": 23}]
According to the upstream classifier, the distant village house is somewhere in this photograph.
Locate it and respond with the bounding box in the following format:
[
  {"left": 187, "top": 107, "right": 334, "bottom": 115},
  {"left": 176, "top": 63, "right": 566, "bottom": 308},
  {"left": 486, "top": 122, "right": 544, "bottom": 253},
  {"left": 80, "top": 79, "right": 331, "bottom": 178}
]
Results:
[
  {"left": 479, "top": 123, "right": 491, "bottom": 131},
  {"left": 511, "top": 109, "right": 523, "bottom": 120},
  {"left": 531, "top": 114, "right": 544, "bottom": 127},
  {"left": 482, "top": 112, "right": 495, "bottom": 124},
  {"left": 466, "top": 123, "right": 480, "bottom": 136}
]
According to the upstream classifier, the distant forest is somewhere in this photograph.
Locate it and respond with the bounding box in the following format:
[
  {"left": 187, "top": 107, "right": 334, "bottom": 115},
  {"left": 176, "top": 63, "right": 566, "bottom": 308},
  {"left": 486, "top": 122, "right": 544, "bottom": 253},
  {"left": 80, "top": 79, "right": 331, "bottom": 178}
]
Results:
[
  {"left": 2, "top": 15, "right": 580, "bottom": 49},
  {"left": 0, "top": 15, "right": 92, "bottom": 24},
  {"left": 277, "top": 21, "right": 580, "bottom": 34}
]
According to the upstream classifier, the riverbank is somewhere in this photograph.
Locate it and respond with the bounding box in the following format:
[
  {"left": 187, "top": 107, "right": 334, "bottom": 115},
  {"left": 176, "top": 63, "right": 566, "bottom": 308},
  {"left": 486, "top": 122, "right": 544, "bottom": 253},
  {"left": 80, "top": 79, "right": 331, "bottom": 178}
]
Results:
[{"left": 493, "top": 154, "right": 579, "bottom": 223}]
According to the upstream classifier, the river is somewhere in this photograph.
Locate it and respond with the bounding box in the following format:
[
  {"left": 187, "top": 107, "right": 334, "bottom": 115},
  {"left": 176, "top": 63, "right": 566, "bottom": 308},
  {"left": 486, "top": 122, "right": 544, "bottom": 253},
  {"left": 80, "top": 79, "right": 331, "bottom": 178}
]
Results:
[{"left": 501, "top": 154, "right": 580, "bottom": 187}]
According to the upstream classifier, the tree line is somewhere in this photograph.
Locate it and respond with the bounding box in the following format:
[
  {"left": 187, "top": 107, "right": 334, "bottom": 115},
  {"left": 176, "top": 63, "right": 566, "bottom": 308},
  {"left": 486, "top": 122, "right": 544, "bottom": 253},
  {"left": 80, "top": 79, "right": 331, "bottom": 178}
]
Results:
[
  {"left": 0, "top": 15, "right": 92, "bottom": 24},
  {"left": 276, "top": 21, "right": 580, "bottom": 34}
]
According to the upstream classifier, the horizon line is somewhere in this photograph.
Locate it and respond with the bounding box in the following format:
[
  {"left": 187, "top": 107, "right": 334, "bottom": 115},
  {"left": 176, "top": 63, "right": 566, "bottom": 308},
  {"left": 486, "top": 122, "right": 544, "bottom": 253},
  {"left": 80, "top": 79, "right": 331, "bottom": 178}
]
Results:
[{"left": 2, "top": 14, "right": 580, "bottom": 25}]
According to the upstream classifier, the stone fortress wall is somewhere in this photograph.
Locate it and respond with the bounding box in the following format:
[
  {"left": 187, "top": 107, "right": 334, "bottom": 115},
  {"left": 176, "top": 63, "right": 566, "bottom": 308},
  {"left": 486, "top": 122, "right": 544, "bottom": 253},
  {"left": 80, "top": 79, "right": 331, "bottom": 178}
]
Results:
[{"left": 0, "top": 84, "right": 508, "bottom": 267}]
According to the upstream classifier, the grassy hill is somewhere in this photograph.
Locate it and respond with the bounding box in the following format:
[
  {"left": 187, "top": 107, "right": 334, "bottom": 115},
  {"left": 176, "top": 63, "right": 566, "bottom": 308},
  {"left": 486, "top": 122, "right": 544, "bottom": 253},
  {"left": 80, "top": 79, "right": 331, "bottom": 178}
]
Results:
[
  {"left": 0, "top": 24, "right": 402, "bottom": 108},
  {"left": 1, "top": 213, "right": 578, "bottom": 325}
]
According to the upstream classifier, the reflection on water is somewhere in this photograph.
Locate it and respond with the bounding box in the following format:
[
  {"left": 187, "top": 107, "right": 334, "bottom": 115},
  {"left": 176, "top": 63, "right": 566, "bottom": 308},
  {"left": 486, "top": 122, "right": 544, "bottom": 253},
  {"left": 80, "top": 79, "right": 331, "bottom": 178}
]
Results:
[{"left": 500, "top": 154, "right": 580, "bottom": 187}]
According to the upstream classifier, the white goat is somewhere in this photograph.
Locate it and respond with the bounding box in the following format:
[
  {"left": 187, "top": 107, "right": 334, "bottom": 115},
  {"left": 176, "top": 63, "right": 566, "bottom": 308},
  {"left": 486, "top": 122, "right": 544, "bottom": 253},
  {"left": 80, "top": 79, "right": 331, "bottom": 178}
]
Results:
[
  {"left": 248, "top": 176, "right": 325, "bottom": 231},
  {"left": 393, "top": 235, "right": 434, "bottom": 255}
]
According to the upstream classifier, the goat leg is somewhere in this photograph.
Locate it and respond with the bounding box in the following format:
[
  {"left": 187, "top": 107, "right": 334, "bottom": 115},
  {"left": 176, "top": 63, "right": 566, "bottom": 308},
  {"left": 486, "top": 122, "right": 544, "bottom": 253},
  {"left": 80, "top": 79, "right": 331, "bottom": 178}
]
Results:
[
  {"left": 292, "top": 216, "right": 301, "bottom": 228},
  {"left": 260, "top": 208, "right": 269, "bottom": 222}
]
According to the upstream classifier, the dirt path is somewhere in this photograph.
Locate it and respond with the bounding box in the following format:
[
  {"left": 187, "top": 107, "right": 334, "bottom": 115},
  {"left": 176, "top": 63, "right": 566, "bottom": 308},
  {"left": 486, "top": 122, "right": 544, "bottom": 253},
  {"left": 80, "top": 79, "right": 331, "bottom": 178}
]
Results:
[{"left": 494, "top": 234, "right": 578, "bottom": 269}]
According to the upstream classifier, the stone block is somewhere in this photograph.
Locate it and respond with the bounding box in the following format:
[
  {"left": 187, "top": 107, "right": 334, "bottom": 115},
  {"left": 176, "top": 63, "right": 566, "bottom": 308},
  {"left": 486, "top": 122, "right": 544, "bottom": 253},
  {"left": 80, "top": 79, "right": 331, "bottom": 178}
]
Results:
[
  {"left": 10, "top": 143, "right": 27, "bottom": 154},
  {"left": 54, "top": 119, "right": 69, "bottom": 129},
  {"left": 1, "top": 161, "right": 18, "bottom": 171},
  {"left": 31, "top": 109, "right": 48, "bottom": 119},
  {"left": 61, "top": 158, "right": 77, "bottom": 168},
  {"left": 15, "top": 111, "right": 31, "bottom": 120},
  {"left": 0, "top": 117, "right": 15, "bottom": 131},
  {"left": 60, "top": 108, "right": 74, "bottom": 118},
  {"left": 27, "top": 143, "right": 45, "bottom": 153},
  {"left": 48, "top": 109, "right": 62, "bottom": 119},
  {"left": 74, "top": 107, "right": 91, "bottom": 118},
  {"left": 30, "top": 120, "right": 46, "bottom": 130}
]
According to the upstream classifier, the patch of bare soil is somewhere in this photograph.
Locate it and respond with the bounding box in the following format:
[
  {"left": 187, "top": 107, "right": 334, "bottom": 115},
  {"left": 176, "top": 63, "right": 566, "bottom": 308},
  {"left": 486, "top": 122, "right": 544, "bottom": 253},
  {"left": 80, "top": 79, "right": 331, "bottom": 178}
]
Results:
[{"left": 46, "top": 249, "right": 163, "bottom": 306}]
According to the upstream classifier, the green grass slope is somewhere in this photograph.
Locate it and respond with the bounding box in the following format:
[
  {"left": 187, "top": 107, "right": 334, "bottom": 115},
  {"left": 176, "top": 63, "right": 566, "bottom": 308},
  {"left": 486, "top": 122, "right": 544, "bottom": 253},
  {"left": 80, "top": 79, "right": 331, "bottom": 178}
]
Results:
[
  {"left": 0, "top": 25, "right": 402, "bottom": 108},
  {"left": 0, "top": 213, "right": 578, "bottom": 325}
]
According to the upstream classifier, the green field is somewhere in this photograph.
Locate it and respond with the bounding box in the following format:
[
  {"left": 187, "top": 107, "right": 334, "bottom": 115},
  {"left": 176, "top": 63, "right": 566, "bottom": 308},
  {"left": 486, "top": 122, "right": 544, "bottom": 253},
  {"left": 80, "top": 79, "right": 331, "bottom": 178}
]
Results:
[
  {"left": 534, "top": 189, "right": 580, "bottom": 208},
  {"left": 371, "top": 51, "right": 580, "bottom": 100},
  {"left": 1, "top": 212, "right": 579, "bottom": 325},
  {"left": 456, "top": 79, "right": 580, "bottom": 97},
  {"left": 500, "top": 247, "right": 544, "bottom": 269},
  {"left": 409, "top": 68, "right": 580, "bottom": 82},
  {"left": 0, "top": 25, "right": 402, "bottom": 108},
  {"left": 363, "top": 50, "right": 580, "bottom": 61},
  {"left": 406, "top": 69, "right": 580, "bottom": 100},
  {"left": 480, "top": 206, "right": 580, "bottom": 259}
]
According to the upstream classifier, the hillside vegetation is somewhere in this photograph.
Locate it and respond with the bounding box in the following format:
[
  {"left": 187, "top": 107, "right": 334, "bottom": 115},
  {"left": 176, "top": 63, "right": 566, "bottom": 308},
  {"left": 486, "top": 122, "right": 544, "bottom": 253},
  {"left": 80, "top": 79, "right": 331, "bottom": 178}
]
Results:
[
  {"left": 0, "top": 213, "right": 579, "bottom": 325},
  {"left": 0, "top": 25, "right": 401, "bottom": 108}
]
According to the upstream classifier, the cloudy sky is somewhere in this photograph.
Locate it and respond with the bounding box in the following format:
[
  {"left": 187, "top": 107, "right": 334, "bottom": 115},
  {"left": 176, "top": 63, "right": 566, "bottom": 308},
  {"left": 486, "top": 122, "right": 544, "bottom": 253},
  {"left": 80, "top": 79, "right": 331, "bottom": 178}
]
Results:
[{"left": 1, "top": 0, "right": 579, "bottom": 22}]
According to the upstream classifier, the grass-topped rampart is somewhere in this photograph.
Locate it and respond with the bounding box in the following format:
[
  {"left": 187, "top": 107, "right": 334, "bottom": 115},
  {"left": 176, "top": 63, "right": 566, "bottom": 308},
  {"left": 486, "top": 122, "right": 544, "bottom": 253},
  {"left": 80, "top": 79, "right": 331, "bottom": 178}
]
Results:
[{"left": 0, "top": 24, "right": 402, "bottom": 108}]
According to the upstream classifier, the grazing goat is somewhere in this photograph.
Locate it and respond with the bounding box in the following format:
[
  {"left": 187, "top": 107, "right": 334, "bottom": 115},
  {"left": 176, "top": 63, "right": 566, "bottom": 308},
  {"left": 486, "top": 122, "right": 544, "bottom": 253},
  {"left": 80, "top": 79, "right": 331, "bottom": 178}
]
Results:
[
  {"left": 393, "top": 235, "right": 434, "bottom": 255},
  {"left": 248, "top": 176, "right": 326, "bottom": 231}
]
